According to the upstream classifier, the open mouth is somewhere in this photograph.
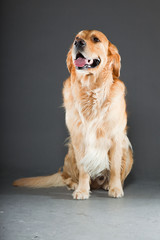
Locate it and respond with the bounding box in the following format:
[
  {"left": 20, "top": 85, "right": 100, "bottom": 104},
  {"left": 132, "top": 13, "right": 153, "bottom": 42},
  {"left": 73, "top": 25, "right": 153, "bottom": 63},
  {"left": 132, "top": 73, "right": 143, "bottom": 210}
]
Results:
[{"left": 74, "top": 52, "right": 100, "bottom": 70}]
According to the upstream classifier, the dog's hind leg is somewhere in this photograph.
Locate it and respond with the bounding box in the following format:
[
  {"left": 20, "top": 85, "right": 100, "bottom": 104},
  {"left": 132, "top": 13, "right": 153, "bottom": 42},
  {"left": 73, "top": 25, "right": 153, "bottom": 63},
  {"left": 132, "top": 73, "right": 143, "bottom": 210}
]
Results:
[{"left": 121, "top": 144, "right": 133, "bottom": 185}]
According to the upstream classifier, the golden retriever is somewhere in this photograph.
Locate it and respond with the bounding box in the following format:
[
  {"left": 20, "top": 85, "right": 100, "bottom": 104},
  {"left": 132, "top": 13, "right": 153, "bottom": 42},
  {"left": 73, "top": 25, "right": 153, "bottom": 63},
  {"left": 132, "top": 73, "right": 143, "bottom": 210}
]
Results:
[{"left": 13, "top": 30, "right": 133, "bottom": 199}]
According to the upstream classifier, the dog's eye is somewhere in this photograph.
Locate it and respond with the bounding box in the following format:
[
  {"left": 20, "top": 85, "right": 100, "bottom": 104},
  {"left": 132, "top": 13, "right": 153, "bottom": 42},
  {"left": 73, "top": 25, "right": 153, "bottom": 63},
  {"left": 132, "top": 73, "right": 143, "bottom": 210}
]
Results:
[{"left": 93, "top": 37, "right": 100, "bottom": 43}]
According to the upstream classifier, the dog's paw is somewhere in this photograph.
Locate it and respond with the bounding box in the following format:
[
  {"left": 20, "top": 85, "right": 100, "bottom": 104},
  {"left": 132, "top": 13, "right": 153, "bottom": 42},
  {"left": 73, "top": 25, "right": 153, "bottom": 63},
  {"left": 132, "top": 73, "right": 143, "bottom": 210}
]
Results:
[
  {"left": 108, "top": 186, "right": 124, "bottom": 198},
  {"left": 72, "top": 189, "right": 90, "bottom": 200},
  {"left": 102, "top": 182, "right": 109, "bottom": 191}
]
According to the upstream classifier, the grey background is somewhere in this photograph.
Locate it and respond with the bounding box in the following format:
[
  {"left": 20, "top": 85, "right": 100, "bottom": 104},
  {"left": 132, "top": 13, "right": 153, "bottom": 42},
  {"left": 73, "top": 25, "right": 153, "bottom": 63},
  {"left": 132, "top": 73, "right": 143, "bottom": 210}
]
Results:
[{"left": 1, "top": 0, "right": 160, "bottom": 181}]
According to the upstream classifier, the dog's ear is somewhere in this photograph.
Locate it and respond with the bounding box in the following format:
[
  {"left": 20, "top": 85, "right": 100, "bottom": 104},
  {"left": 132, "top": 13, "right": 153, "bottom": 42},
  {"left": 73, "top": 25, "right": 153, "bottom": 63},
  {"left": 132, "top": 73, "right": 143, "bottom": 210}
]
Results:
[
  {"left": 108, "top": 41, "right": 121, "bottom": 78},
  {"left": 66, "top": 48, "right": 73, "bottom": 73}
]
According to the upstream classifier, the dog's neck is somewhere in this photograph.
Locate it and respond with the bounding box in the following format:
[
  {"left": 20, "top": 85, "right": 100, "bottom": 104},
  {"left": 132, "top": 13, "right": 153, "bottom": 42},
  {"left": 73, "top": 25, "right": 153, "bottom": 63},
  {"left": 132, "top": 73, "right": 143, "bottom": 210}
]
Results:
[
  {"left": 70, "top": 65, "right": 114, "bottom": 121},
  {"left": 71, "top": 64, "right": 113, "bottom": 95}
]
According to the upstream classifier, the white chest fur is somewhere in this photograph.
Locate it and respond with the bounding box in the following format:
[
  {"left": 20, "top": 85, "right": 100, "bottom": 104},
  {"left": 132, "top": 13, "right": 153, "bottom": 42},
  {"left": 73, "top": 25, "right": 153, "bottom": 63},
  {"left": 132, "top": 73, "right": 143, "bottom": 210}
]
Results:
[
  {"left": 66, "top": 105, "right": 111, "bottom": 178},
  {"left": 80, "top": 117, "right": 111, "bottom": 178},
  {"left": 64, "top": 76, "right": 115, "bottom": 178}
]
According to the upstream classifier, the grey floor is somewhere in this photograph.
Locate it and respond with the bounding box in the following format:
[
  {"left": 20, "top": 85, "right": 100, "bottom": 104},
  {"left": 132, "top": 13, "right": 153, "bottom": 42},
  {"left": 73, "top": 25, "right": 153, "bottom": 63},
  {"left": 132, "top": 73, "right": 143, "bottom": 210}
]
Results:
[{"left": 0, "top": 177, "right": 160, "bottom": 240}]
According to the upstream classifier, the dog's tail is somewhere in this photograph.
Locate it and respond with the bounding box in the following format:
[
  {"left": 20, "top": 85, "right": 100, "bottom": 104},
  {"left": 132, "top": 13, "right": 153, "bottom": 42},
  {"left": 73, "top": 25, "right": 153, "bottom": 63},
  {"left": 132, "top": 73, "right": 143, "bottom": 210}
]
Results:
[{"left": 13, "top": 171, "right": 66, "bottom": 188}]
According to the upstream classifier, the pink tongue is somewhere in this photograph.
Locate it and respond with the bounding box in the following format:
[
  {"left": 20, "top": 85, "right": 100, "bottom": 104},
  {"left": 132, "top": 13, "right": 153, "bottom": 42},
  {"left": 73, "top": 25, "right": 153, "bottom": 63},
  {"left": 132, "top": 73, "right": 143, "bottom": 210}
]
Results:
[{"left": 74, "top": 57, "right": 87, "bottom": 67}]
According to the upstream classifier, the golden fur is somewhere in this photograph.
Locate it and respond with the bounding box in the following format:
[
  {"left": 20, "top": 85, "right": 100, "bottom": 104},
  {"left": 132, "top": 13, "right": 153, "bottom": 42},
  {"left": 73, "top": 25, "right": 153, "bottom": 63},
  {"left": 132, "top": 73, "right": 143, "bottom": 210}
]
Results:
[{"left": 13, "top": 30, "right": 133, "bottom": 199}]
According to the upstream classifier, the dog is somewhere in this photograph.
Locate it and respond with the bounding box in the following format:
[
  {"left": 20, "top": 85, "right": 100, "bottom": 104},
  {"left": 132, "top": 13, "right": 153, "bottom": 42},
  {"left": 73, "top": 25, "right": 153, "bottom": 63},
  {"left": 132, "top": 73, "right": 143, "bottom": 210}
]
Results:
[{"left": 13, "top": 30, "right": 133, "bottom": 199}]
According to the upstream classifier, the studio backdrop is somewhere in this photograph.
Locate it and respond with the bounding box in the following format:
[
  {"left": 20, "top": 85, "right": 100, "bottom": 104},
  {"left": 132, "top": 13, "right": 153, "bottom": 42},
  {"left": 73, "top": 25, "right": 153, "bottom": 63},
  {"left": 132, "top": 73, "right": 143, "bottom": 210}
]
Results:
[{"left": 1, "top": 0, "right": 160, "bottom": 181}]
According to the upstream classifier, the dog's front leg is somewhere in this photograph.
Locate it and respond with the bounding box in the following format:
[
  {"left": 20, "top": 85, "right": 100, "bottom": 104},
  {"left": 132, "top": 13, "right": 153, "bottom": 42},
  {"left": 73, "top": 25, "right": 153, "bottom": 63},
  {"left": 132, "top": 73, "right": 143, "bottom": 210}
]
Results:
[
  {"left": 108, "top": 137, "right": 124, "bottom": 198},
  {"left": 72, "top": 165, "right": 90, "bottom": 200}
]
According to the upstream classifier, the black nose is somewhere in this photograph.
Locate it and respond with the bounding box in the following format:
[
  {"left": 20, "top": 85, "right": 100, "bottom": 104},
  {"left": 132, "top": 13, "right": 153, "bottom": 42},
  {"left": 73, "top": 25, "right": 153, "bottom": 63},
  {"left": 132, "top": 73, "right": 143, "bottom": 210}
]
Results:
[{"left": 74, "top": 38, "right": 86, "bottom": 49}]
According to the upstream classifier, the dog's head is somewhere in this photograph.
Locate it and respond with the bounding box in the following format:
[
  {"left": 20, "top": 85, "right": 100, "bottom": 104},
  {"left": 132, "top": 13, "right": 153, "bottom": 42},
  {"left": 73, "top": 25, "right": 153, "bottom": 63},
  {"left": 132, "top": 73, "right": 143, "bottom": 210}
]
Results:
[{"left": 67, "top": 30, "right": 121, "bottom": 78}]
